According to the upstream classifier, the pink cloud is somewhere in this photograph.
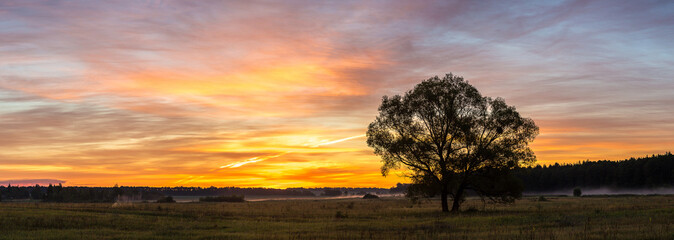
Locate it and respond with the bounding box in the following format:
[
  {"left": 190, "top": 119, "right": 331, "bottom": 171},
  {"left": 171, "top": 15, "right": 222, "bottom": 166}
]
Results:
[{"left": 1, "top": 1, "right": 673, "bottom": 186}]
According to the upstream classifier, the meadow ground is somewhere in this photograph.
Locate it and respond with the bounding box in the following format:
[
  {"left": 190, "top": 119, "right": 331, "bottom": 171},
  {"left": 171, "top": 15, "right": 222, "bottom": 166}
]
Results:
[{"left": 1, "top": 195, "right": 672, "bottom": 240}]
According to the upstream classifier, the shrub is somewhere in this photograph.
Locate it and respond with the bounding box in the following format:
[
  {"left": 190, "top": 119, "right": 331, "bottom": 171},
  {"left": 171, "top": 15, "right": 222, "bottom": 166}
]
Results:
[
  {"left": 573, "top": 188, "right": 582, "bottom": 197},
  {"left": 156, "top": 196, "right": 176, "bottom": 203},
  {"left": 538, "top": 196, "right": 548, "bottom": 201},
  {"left": 199, "top": 195, "right": 245, "bottom": 202},
  {"left": 362, "top": 193, "right": 379, "bottom": 199},
  {"left": 335, "top": 211, "right": 348, "bottom": 219}
]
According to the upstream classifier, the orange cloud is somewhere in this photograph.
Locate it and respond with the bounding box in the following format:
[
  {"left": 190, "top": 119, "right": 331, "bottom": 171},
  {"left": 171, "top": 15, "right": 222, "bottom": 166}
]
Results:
[{"left": 2, "top": 1, "right": 674, "bottom": 188}]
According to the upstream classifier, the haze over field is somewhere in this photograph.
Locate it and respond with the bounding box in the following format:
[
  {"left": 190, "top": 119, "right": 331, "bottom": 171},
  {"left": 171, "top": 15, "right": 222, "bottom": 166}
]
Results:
[{"left": 1, "top": 1, "right": 673, "bottom": 187}]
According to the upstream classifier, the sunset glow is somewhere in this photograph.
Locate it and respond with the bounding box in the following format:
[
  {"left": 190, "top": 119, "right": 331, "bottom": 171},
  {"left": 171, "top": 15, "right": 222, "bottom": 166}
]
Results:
[{"left": 1, "top": 1, "right": 673, "bottom": 187}]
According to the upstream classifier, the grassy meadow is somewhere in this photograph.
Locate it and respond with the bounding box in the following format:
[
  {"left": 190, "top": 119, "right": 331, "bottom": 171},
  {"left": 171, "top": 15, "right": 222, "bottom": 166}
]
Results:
[{"left": 1, "top": 195, "right": 673, "bottom": 240}]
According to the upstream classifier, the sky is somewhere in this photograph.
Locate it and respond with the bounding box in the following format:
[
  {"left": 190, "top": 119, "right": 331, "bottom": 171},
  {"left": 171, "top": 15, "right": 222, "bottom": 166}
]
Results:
[{"left": 1, "top": 0, "right": 673, "bottom": 187}]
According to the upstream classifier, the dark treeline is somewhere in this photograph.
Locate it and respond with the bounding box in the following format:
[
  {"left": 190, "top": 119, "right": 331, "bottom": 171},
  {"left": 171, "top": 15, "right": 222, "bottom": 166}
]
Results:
[
  {"left": 291, "top": 187, "right": 391, "bottom": 196},
  {"left": 158, "top": 186, "right": 389, "bottom": 197},
  {"left": 5, "top": 153, "right": 670, "bottom": 202},
  {"left": 155, "top": 187, "right": 388, "bottom": 197},
  {"left": 158, "top": 186, "right": 315, "bottom": 197},
  {"left": 0, "top": 185, "right": 391, "bottom": 202},
  {"left": 515, "top": 152, "right": 674, "bottom": 192},
  {"left": 0, "top": 184, "right": 164, "bottom": 202}
]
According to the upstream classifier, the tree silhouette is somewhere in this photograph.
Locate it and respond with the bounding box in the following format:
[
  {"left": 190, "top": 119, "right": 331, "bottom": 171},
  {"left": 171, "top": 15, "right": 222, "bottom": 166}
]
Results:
[
  {"left": 367, "top": 74, "right": 538, "bottom": 212},
  {"left": 514, "top": 152, "right": 674, "bottom": 192},
  {"left": 573, "top": 187, "right": 582, "bottom": 197}
]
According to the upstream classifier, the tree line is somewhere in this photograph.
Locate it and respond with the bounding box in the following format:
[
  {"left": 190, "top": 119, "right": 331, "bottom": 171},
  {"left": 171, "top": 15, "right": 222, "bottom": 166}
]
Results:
[
  {"left": 3, "top": 153, "right": 671, "bottom": 202},
  {"left": 514, "top": 152, "right": 674, "bottom": 192},
  {"left": 0, "top": 185, "right": 391, "bottom": 202},
  {"left": 389, "top": 153, "right": 674, "bottom": 197},
  {"left": 0, "top": 184, "right": 163, "bottom": 202}
]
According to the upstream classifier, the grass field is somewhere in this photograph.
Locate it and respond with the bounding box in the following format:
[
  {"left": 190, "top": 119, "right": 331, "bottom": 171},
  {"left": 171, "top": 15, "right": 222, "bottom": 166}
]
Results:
[{"left": 1, "top": 195, "right": 673, "bottom": 239}]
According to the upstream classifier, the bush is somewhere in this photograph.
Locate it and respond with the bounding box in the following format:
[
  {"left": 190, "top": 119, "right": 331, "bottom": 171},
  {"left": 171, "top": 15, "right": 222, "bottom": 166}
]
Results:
[
  {"left": 156, "top": 196, "right": 176, "bottom": 203},
  {"left": 335, "top": 211, "right": 348, "bottom": 219},
  {"left": 573, "top": 188, "right": 582, "bottom": 197},
  {"left": 362, "top": 193, "right": 379, "bottom": 199},
  {"left": 538, "top": 196, "right": 548, "bottom": 201},
  {"left": 199, "top": 195, "right": 245, "bottom": 202}
]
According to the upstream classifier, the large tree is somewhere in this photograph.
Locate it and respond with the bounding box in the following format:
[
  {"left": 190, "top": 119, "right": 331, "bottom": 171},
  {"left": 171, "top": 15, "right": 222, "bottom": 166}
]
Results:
[{"left": 367, "top": 74, "right": 538, "bottom": 212}]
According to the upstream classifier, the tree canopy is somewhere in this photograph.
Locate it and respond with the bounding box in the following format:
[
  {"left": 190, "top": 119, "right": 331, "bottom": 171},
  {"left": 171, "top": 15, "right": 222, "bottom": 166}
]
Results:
[
  {"left": 515, "top": 152, "right": 674, "bottom": 192},
  {"left": 367, "top": 74, "right": 538, "bottom": 212}
]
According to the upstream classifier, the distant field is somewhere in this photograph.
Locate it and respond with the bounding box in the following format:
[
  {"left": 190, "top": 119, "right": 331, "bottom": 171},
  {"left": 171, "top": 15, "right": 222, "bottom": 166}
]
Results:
[{"left": 1, "top": 196, "right": 673, "bottom": 240}]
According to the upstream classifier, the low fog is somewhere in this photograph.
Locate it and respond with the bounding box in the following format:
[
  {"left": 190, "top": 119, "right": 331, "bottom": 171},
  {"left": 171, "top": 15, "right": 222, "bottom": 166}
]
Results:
[{"left": 525, "top": 187, "right": 674, "bottom": 196}]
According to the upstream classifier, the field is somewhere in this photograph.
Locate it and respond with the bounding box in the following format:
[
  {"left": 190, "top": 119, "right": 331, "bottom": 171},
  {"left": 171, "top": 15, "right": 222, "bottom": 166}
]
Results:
[{"left": 1, "top": 196, "right": 673, "bottom": 240}]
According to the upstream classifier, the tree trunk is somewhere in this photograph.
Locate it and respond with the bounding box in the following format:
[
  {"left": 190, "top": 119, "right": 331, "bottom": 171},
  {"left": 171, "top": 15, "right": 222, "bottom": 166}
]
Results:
[
  {"left": 450, "top": 184, "right": 466, "bottom": 212},
  {"left": 441, "top": 185, "right": 449, "bottom": 212}
]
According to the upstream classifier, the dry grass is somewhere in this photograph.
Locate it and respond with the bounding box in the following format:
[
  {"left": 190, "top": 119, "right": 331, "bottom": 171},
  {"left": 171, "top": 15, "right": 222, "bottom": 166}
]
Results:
[{"left": 1, "top": 195, "right": 673, "bottom": 239}]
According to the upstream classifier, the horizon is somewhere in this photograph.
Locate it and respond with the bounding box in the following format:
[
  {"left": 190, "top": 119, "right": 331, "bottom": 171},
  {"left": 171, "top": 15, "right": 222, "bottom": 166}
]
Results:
[
  {"left": 2, "top": 1, "right": 674, "bottom": 188},
  {"left": 2, "top": 152, "right": 671, "bottom": 188}
]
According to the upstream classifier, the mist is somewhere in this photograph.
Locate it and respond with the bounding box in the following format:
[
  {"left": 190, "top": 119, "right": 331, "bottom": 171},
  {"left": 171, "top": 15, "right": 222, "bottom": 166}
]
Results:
[{"left": 524, "top": 187, "right": 674, "bottom": 196}]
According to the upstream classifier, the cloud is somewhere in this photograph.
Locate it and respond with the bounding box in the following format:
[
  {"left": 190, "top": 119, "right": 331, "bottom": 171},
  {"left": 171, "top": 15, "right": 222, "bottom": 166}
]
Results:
[
  {"left": 0, "top": 178, "right": 66, "bottom": 187},
  {"left": 1, "top": 0, "right": 673, "bottom": 186}
]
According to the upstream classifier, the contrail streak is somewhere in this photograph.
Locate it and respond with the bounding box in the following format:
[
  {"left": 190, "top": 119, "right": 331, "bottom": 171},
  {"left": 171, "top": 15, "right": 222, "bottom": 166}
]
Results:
[
  {"left": 220, "top": 152, "right": 290, "bottom": 168},
  {"left": 219, "top": 134, "right": 366, "bottom": 169},
  {"left": 308, "top": 134, "right": 366, "bottom": 148}
]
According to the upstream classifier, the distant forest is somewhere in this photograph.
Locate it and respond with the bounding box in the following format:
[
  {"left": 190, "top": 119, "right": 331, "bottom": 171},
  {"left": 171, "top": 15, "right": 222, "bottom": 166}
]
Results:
[
  {"left": 515, "top": 152, "right": 674, "bottom": 192},
  {"left": 0, "top": 184, "right": 390, "bottom": 202},
  {"left": 1, "top": 153, "right": 673, "bottom": 202}
]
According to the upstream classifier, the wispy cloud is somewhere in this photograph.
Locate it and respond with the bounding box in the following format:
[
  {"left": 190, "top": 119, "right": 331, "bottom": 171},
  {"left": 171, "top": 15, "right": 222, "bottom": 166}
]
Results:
[
  {"left": 220, "top": 153, "right": 289, "bottom": 169},
  {"left": 307, "top": 134, "right": 366, "bottom": 148},
  {"left": 217, "top": 134, "right": 367, "bottom": 169},
  {"left": 0, "top": 179, "right": 66, "bottom": 187},
  {"left": 1, "top": 0, "right": 673, "bottom": 186}
]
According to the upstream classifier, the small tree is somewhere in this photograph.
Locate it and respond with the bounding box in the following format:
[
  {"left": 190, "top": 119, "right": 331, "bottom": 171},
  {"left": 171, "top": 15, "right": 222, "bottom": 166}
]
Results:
[
  {"left": 367, "top": 74, "right": 538, "bottom": 212},
  {"left": 573, "top": 188, "right": 582, "bottom": 197},
  {"left": 157, "top": 196, "right": 176, "bottom": 203},
  {"left": 363, "top": 193, "right": 379, "bottom": 199}
]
